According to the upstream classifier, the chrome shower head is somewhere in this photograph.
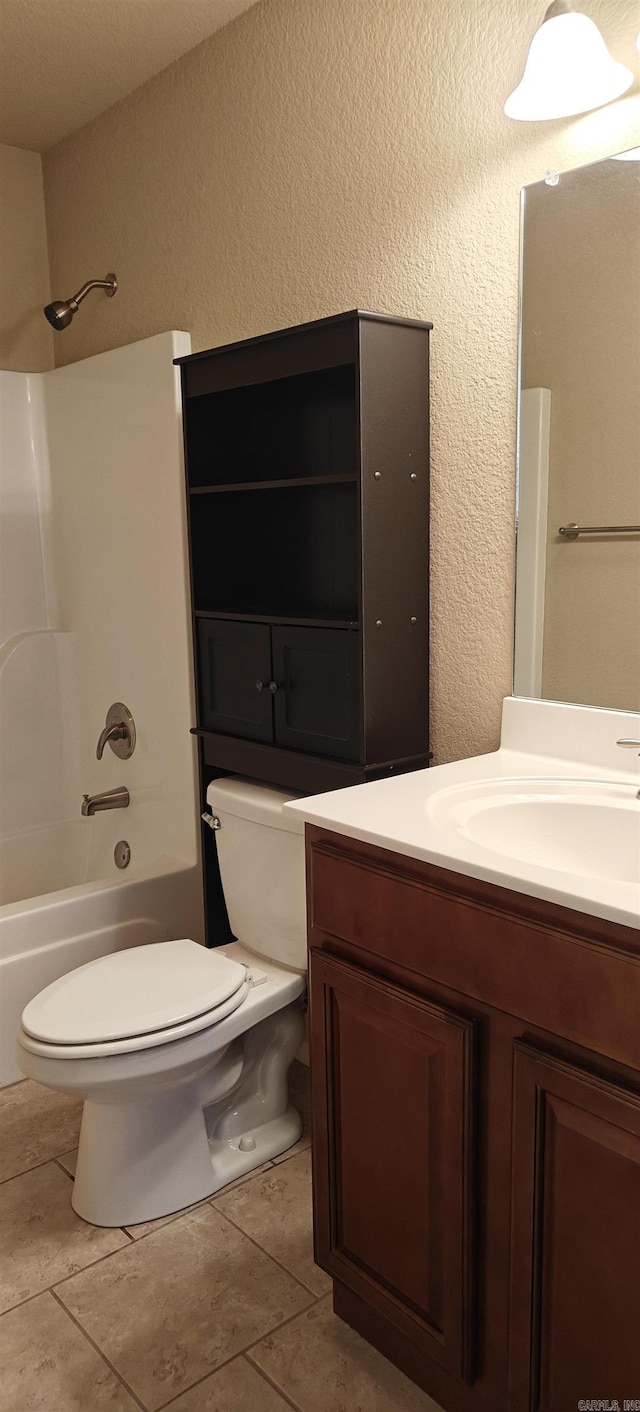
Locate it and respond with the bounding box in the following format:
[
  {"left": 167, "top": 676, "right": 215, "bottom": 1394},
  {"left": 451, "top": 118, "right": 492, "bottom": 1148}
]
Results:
[
  {"left": 44, "top": 299, "right": 75, "bottom": 330},
  {"left": 44, "top": 274, "right": 117, "bottom": 330}
]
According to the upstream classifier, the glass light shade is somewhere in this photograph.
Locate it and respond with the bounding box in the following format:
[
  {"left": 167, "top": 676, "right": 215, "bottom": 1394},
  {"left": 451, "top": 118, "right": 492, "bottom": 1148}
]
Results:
[
  {"left": 612, "top": 147, "right": 640, "bottom": 159},
  {"left": 504, "top": 11, "right": 634, "bottom": 121}
]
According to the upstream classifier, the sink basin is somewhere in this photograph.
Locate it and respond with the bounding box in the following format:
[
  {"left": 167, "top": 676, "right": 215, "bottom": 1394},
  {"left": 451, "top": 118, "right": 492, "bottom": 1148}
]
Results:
[{"left": 426, "top": 778, "right": 640, "bottom": 886}]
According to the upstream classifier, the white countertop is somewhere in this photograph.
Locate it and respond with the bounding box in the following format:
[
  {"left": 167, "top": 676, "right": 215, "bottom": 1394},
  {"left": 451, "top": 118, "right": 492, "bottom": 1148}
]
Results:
[{"left": 286, "top": 698, "right": 640, "bottom": 932}]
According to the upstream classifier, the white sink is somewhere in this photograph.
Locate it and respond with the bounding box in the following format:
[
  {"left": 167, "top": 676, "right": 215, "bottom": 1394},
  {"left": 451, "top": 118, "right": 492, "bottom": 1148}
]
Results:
[
  {"left": 287, "top": 698, "right": 640, "bottom": 930},
  {"left": 426, "top": 778, "right": 639, "bottom": 885}
]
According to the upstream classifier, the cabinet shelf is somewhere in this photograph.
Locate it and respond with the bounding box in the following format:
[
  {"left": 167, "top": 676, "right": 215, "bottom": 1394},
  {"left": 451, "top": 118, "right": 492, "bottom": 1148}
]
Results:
[
  {"left": 195, "top": 609, "right": 359, "bottom": 630},
  {"left": 189, "top": 474, "right": 357, "bottom": 494}
]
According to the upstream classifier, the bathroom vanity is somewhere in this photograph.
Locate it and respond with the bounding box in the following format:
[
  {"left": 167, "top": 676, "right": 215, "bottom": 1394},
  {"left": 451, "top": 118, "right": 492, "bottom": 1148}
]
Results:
[{"left": 289, "top": 699, "right": 640, "bottom": 1412}]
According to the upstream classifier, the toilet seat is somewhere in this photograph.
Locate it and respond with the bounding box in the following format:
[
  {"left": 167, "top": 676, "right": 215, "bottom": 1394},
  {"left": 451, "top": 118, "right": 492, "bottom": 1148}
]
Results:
[{"left": 19, "top": 939, "right": 251, "bottom": 1059}]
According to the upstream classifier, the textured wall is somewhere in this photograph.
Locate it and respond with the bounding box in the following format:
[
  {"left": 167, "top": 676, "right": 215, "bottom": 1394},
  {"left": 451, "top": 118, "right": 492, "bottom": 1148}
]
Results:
[
  {"left": 522, "top": 159, "right": 640, "bottom": 712},
  {"left": 42, "top": 0, "right": 640, "bottom": 762},
  {"left": 0, "top": 144, "right": 52, "bottom": 371}
]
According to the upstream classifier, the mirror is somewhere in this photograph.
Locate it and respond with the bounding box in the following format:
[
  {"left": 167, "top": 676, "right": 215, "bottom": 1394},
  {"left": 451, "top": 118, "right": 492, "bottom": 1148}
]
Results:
[{"left": 514, "top": 151, "right": 640, "bottom": 712}]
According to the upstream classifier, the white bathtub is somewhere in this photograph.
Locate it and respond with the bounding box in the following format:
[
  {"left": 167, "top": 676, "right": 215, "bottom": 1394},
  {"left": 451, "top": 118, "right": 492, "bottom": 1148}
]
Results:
[{"left": 0, "top": 856, "right": 204, "bottom": 1086}]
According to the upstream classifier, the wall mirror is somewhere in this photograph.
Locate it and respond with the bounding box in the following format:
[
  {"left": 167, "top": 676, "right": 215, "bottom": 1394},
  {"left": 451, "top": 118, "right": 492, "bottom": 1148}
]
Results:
[{"left": 513, "top": 151, "right": 640, "bottom": 712}]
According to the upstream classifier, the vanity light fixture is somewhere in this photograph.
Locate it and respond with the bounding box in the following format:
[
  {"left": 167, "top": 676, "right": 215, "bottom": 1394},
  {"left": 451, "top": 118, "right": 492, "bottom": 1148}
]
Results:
[{"left": 504, "top": 0, "right": 633, "bottom": 121}]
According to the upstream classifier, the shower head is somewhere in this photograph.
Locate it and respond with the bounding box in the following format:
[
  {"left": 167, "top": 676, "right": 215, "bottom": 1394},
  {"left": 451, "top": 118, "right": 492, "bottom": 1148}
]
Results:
[{"left": 44, "top": 274, "right": 117, "bottom": 330}]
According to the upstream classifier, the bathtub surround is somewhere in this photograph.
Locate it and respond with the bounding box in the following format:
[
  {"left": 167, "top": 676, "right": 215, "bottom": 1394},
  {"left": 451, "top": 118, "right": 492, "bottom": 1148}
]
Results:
[
  {"left": 0, "top": 332, "right": 203, "bottom": 1086},
  {"left": 41, "top": 0, "right": 640, "bottom": 764}
]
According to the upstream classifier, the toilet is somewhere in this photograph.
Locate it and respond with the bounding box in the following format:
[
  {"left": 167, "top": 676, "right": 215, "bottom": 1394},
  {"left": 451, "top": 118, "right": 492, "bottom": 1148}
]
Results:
[{"left": 17, "top": 779, "right": 307, "bottom": 1228}]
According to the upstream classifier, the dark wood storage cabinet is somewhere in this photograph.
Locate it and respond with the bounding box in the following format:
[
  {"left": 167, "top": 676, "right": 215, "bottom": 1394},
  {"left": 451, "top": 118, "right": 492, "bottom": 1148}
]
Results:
[
  {"left": 306, "top": 827, "right": 640, "bottom": 1412},
  {"left": 176, "top": 310, "right": 431, "bottom": 941}
]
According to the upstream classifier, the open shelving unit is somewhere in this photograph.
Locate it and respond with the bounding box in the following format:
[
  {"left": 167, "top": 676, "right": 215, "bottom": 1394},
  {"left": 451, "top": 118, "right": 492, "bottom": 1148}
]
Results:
[{"left": 176, "top": 309, "right": 431, "bottom": 941}]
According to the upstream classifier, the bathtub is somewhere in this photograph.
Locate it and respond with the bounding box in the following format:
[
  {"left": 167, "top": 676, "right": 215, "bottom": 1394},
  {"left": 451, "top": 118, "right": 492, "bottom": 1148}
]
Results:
[{"left": 0, "top": 855, "right": 204, "bottom": 1086}]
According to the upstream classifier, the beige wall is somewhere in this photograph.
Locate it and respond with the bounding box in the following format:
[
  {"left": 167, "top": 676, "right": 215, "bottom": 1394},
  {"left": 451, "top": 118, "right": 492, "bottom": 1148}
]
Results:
[
  {"left": 0, "top": 144, "right": 52, "bottom": 371},
  {"left": 41, "top": 0, "right": 640, "bottom": 762},
  {"left": 522, "top": 160, "right": 640, "bottom": 712}
]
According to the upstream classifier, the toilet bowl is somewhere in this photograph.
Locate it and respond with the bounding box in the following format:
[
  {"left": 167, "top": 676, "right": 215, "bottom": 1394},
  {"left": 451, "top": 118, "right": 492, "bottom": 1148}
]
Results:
[{"left": 17, "top": 779, "right": 307, "bottom": 1228}]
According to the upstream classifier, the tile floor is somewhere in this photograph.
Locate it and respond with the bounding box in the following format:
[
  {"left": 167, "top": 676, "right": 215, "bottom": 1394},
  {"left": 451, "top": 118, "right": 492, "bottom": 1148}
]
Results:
[{"left": 0, "top": 1062, "right": 444, "bottom": 1412}]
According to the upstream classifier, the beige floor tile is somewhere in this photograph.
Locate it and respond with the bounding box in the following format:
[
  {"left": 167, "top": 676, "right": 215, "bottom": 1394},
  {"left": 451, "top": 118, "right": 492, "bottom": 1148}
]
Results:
[
  {"left": 57, "top": 1202, "right": 314, "bottom": 1411},
  {"left": 122, "top": 1161, "right": 274, "bottom": 1240},
  {"left": 0, "top": 1080, "right": 83, "bottom": 1183},
  {"left": 0, "top": 1291, "right": 139, "bottom": 1411},
  {"left": 166, "top": 1354, "right": 293, "bottom": 1411},
  {"left": 249, "top": 1296, "right": 445, "bottom": 1412},
  {"left": 214, "top": 1149, "right": 330, "bottom": 1297},
  {"left": 0, "top": 1162, "right": 129, "bottom": 1315}
]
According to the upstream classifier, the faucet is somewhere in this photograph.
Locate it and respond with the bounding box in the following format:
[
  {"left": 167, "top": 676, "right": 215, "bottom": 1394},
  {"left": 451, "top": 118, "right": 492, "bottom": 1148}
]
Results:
[
  {"left": 96, "top": 720, "right": 128, "bottom": 759},
  {"left": 81, "top": 786, "right": 130, "bottom": 816},
  {"left": 96, "top": 703, "right": 136, "bottom": 760}
]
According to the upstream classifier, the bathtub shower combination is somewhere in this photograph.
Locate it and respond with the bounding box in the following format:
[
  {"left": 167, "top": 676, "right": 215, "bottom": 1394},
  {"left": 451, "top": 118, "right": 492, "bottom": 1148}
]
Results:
[{"left": 0, "top": 332, "right": 204, "bottom": 1085}]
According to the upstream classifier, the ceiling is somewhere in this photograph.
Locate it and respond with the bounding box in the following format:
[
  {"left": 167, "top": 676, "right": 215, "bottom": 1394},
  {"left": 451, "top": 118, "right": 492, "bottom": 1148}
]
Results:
[{"left": 0, "top": 0, "right": 260, "bottom": 151}]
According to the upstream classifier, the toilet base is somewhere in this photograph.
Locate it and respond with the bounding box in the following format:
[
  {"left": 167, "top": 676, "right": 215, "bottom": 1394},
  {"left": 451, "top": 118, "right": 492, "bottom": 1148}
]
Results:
[{"left": 71, "top": 1000, "right": 305, "bottom": 1227}]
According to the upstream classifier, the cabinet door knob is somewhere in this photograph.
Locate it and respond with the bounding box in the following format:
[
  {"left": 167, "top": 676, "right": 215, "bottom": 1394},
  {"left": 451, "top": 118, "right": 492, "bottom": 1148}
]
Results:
[
  {"left": 255, "top": 680, "right": 267, "bottom": 693},
  {"left": 268, "top": 680, "right": 281, "bottom": 694}
]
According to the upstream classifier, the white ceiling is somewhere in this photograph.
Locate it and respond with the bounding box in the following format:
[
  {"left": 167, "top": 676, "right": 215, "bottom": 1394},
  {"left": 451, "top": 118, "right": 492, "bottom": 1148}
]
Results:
[{"left": 0, "top": 0, "right": 260, "bottom": 152}]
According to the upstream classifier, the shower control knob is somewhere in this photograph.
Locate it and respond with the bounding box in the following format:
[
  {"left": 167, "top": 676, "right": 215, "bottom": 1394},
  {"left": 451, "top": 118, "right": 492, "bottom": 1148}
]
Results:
[{"left": 96, "top": 703, "right": 135, "bottom": 760}]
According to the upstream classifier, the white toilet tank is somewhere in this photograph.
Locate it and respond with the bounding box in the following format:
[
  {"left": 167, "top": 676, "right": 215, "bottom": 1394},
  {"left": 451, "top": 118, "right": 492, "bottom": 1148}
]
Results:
[{"left": 207, "top": 778, "right": 307, "bottom": 970}]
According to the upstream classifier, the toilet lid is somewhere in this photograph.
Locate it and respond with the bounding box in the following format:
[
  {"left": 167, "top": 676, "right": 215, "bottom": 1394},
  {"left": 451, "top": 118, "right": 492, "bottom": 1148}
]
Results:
[{"left": 21, "top": 940, "right": 248, "bottom": 1045}]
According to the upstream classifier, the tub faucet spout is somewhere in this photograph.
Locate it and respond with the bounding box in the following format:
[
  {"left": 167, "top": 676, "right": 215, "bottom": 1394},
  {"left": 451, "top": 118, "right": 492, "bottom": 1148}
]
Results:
[{"left": 82, "top": 786, "right": 130, "bottom": 816}]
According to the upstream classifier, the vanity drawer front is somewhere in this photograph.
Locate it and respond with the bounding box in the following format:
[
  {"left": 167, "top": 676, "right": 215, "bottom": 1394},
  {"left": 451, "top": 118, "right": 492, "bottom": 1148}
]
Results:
[
  {"left": 307, "top": 832, "right": 640, "bottom": 1070},
  {"left": 309, "top": 949, "right": 477, "bottom": 1381}
]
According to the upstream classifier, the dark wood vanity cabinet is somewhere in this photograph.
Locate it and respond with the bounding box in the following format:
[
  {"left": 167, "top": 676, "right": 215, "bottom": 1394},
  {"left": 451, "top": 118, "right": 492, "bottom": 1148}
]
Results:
[{"left": 306, "top": 827, "right": 640, "bottom": 1412}]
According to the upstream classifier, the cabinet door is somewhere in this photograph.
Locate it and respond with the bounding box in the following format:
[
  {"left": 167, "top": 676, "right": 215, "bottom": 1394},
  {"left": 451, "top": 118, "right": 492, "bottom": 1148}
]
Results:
[
  {"left": 197, "top": 619, "right": 273, "bottom": 740},
  {"left": 509, "top": 1042, "right": 640, "bottom": 1411},
  {"left": 310, "top": 950, "right": 477, "bottom": 1381},
  {"left": 271, "top": 626, "right": 359, "bottom": 759}
]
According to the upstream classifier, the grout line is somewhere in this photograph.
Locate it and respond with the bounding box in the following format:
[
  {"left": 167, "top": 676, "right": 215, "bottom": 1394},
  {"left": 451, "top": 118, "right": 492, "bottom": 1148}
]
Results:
[
  {"left": 243, "top": 1353, "right": 306, "bottom": 1412},
  {"left": 153, "top": 1298, "right": 322, "bottom": 1412},
  {"left": 0, "top": 1226, "right": 131, "bottom": 1318},
  {"left": 0, "top": 1149, "right": 80, "bottom": 1186},
  {"left": 242, "top": 1295, "right": 325, "bottom": 1359},
  {"left": 152, "top": 1354, "right": 246, "bottom": 1411},
  {"left": 50, "top": 1288, "right": 147, "bottom": 1411},
  {"left": 51, "top": 1234, "right": 140, "bottom": 1300},
  {"left": 54, "top": 1157, "right": 76, "bottom": 1181},
  {"left": 210, "top": 1204, "right": 324, "bottom": 1300},
  {"left": 0, "top": 1285, "right": 58, "bottom": 1319}
]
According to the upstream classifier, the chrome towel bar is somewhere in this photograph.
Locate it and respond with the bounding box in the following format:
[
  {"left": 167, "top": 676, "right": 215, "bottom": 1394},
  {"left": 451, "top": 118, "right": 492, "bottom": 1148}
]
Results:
[{"left": 558, "top": 522, "right": 640, "bottom": 540}]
